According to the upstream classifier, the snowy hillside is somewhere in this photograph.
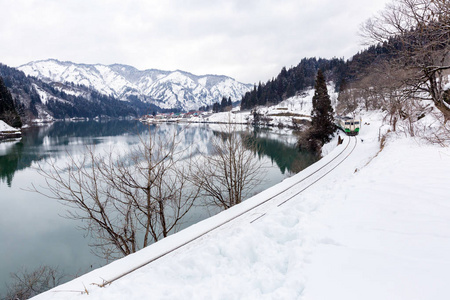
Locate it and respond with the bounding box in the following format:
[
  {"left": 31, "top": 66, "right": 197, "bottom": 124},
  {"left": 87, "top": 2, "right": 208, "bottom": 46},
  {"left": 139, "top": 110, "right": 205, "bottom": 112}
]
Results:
[
  {"left": 31, "top": 109, "right": 450, "bottom": 299},
  {"left": 18, "top": 59, "right": 252, "bottom": 111},
  {"left": 180, "top": 84, "right": 335, "bottom": 128}
]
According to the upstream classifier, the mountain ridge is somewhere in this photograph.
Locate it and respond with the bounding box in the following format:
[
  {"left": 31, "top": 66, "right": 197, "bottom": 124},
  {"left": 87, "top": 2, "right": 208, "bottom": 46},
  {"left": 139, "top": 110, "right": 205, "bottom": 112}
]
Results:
[
  {"left": 0, "top": 62, "right": 152, "bottom": 122},
  {"left": 18, "top": 59, "right": 252, "bottom": 112}
]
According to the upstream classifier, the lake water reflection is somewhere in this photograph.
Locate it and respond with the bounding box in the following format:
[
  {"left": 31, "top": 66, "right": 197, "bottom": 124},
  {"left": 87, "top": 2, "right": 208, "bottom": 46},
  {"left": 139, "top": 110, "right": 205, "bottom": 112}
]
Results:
[{"left": 0, "top": 120, "right": 318, "bottom": 295}]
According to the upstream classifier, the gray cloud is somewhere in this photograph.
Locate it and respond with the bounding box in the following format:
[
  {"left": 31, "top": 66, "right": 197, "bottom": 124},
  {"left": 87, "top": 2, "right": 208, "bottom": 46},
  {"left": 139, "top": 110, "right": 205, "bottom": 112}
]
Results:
[{"left": 0, "top": 0, "right": 390, "bottom": 83}]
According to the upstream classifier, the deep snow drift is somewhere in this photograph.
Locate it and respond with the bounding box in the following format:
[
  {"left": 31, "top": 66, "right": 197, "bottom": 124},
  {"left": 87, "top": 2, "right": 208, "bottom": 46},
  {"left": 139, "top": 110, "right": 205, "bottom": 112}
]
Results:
[{"left": 32, "top": 109, "right": 450, "bottom": 299}]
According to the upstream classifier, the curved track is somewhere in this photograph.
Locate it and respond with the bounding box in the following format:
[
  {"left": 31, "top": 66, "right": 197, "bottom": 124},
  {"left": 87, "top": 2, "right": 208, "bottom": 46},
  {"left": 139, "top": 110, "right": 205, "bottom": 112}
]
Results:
[
  {"left": 250, "top": 135, "right": 357, "bottom": 221},
  {"left": 53, "top": 136, "right": 358, "bottom": 292}
]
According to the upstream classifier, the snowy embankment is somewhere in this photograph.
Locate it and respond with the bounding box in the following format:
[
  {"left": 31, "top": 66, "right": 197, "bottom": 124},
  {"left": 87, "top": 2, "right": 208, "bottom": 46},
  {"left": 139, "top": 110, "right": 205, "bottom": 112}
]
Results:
[{"left": 33, "top": 109, "right": 450, "bottom": 300}]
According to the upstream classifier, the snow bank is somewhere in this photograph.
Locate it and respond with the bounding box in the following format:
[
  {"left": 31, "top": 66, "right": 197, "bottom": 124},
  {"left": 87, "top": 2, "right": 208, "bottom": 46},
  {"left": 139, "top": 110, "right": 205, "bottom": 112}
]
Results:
[
  {"left": 303, "top": 137, "right": 450, "bottom": 300},
  {"left": 32, "top": 110, "right": 450, "bottom": 300}
]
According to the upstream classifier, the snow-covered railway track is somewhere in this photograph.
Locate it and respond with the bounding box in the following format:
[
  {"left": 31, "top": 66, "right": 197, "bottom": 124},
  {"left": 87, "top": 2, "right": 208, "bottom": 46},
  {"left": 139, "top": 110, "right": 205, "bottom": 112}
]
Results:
[
  {"left": 102, "top": 137, "right": 356, "bottom": 285},
  {"left": 46, "top": 136, "right": 358, "bottom": 294},
  {"left": 277, "top": 136, "right": 357, "bottom": 205},
  {"left": 249, "top": 135, "right": 357, "bottom": 222}
]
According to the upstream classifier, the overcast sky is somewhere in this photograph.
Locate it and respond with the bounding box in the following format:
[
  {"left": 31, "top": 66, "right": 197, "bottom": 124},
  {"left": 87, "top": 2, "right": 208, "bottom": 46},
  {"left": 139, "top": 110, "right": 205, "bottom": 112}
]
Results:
[{"left": 0, "top": 0, "right": 390, "bottom": 83}]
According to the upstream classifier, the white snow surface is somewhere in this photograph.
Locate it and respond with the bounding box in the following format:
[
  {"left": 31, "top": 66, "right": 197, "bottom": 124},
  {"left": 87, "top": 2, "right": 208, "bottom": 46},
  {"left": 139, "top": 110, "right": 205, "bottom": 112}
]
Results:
[
  {"left": 32, "top": 84, "right": 50, "bottom": 105},
  {"left": 0, "top": 120, "right": 19, "bottom": 131},
  {"left": 32, "top": 111, "right": 450, "bottom": 300}
]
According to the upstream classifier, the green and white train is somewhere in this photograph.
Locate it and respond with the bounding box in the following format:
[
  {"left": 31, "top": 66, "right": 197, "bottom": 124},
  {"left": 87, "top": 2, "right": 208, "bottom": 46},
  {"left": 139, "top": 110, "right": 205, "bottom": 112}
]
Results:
[{"left": 336, "top": 116, "right": 361, "bottom": 136}]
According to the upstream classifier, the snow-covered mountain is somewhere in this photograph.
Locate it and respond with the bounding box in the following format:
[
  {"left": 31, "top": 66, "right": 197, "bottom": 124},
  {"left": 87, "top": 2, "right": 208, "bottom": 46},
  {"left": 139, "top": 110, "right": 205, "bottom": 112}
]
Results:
[{"left": 18, "top": 59, "right": 252, "bottom": 111}]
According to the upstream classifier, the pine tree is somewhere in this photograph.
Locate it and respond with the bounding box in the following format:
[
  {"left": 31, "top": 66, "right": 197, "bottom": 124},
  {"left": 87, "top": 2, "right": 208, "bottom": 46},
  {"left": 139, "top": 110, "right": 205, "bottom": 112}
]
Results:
[
  {"left": 212, "top": 102, "right": 220, "bottom": 113},
  {"left": 220, "top": 96, "right": 228, "bottom": 111},
  {"left": 310, "top": 69, "right": 335, "bottom": 144}
]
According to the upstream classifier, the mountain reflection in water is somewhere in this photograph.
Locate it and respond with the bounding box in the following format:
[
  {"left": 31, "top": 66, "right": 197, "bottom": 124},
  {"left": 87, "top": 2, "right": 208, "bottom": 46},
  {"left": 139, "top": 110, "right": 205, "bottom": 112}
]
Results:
[{"left": 0, "top": 120, "right": 318, "bottom": 297}]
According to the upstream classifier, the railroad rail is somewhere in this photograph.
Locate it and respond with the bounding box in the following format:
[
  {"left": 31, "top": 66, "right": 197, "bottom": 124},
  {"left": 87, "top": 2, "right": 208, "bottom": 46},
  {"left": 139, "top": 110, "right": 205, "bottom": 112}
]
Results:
[{"left": 49, "top": 136, "right": 358, "bottom": 294}]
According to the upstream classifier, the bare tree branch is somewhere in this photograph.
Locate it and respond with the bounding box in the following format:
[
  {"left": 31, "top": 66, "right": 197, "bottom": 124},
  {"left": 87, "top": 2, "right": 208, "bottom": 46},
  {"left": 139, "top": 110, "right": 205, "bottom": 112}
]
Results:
[
  {"left": 3, "top": 266, "right": 65, "bottom": 300},
  {"left": 360, "top": 0, "right": 450, "bottom": 112},
  {"left": 191, "top": 122, "right": 265, "bottom": 210},
  {"left": 30, "top": 126, "right": 199, "bottom": 260}
]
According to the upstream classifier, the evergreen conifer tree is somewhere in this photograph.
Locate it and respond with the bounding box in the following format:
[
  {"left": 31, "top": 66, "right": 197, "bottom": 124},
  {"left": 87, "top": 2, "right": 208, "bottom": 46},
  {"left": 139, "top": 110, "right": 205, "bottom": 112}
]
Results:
[
  {"left": 310, "top": 69, "right": 335, "bottom": 144},
  {"left": 220, "top": 96, "right": 228, "bottom": 111},
  {"left": 212, "top": 102, "right": 220, "bottom": 113}
]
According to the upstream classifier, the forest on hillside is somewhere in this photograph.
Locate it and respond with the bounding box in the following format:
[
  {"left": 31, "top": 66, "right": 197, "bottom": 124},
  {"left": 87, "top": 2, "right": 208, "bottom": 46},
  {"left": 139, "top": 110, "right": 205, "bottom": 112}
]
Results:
[
  {"left": 241, "top": 0, "right": 449, "bottom": 120},
  {"left": 240, "top": 57, "right": 346, "bottom": 109},
  {"left": 241, "top": 0, "right": 449, "bottom": 148},
  {"left": 239, "top": 41, "right": 407, "bottom": 111},
  {"left": 0, "top": 64, "right": 156, "bottom": 123}
]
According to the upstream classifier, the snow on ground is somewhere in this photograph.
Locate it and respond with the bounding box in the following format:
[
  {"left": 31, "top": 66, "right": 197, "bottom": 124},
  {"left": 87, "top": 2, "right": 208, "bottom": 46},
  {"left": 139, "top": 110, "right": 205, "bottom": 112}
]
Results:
[
  {"left": 32, "top": 110, "right": 450, "bottom": 299},
  {"left": 204, "top": 110, "right": 250, "bottom": 124},
  {"left": 154, "top": 85, "right": 335, "bottom": 129},
  {"left": 32, "top": 83, "right": 50, "bottom": 105},
  {"left": 0, "top": 120, "right": 18, "bottom": 132},
  {"left": 303, "top": 138, "right": 450, "bottom": 300}
]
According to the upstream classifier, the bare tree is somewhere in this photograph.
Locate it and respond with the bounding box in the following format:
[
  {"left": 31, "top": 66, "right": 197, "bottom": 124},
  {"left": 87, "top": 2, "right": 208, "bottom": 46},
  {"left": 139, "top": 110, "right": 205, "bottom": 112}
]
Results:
[
  {"left": 426, "top": 118, "right": 450, "bottom": 145},
  {"left": 336, "top": 85, "right": 360, "bottom": 115},
  {"left": 360, "top": 0, "right": 450, "bottom": 114},
  {"left": 3, "top": 266, "right": 64, "bottom": 300},
  {"left": 338, "top": 61, "right": 431, "bottom": 135},
  {"left": 32, "top": 127, "right": 200, "bottom": 260},
  {"left": 191, "top": 124, "right": 265, "bottom": 210}
]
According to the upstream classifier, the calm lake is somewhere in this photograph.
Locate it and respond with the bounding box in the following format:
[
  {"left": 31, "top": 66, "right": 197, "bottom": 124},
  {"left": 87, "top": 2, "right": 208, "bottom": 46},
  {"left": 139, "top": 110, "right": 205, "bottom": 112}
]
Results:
[{"left": 0, "top": 120, "right": 318, "bottom": 295}]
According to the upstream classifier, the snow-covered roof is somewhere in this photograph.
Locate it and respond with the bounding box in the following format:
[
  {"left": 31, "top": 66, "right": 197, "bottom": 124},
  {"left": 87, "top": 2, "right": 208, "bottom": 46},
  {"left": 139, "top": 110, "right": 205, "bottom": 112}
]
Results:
[{"left": 0, "top": 120, "right": 19, "bottom": 132}]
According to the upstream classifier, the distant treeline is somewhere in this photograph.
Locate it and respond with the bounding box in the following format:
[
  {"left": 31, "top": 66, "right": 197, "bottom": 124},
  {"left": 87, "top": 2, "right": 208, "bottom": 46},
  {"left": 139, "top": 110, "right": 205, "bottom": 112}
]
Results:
[
  {"left": 240, "top": 42, "right": 398, "bottom": 110},
  {"left": 0, "top": 38, "right": 403, "bottom": 123}
]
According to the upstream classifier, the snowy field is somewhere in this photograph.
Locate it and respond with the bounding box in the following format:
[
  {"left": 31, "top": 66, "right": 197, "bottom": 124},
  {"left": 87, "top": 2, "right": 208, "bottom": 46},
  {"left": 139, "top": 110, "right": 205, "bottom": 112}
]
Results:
[{"left": 32, "top": 109, "right": 450, "bottom": 299}]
